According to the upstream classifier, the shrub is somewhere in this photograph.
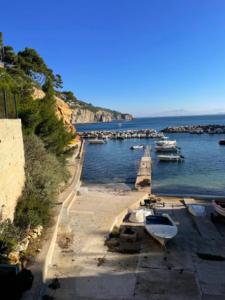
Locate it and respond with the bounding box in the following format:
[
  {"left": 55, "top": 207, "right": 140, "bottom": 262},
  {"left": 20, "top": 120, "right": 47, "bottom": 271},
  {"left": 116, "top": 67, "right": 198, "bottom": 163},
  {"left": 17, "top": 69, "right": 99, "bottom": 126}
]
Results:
[
  {"left": 0, "top": 219, "right": 20, "bottom": 254},
  {"left": 14, "top": 134, "right": 69, "bottom": 229}
]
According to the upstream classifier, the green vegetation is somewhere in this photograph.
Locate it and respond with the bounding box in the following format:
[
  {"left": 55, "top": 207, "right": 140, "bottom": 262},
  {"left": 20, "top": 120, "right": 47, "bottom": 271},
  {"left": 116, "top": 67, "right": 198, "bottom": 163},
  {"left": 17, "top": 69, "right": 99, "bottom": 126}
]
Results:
[
  {"left": 15, "top": 135, "right": 69, "bottom": 229},
  {"left": 0, "top": 219, "right": 21, "bottom": 255},
  {"left": 0, "top": 32, "right": 74, "bottom": 233}
]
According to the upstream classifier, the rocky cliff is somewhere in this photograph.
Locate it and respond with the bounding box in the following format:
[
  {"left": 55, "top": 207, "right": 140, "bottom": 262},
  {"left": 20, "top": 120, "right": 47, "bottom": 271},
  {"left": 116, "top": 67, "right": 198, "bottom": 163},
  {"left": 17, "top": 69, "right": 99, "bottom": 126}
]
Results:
[
  {"left": 33, "top": 88, "right": 75, "bottom": 133},
  {"left": 70, "top": 102, "right": 133, "bottom": 124},
  {"left": 33, "top": 88, "right": 133, "bottom": 127}
]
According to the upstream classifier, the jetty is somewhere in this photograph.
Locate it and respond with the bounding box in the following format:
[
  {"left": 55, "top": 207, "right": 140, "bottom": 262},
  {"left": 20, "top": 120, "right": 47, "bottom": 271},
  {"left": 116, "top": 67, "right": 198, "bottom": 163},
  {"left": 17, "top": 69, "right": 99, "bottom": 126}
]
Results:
[
  {"left": 135, "top": 146, "right": 152, "bottom": 192},
  {"left": 78, "top": 129, "right": 164, "bottom": 140},
  {"left": 162, "top": 124, "right": 225, "bottom": 134}
]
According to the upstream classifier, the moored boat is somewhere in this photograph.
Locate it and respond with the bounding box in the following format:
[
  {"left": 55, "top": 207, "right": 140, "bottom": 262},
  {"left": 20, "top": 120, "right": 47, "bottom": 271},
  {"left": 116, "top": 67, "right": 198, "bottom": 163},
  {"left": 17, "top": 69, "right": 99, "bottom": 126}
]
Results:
[
  {"left": 144, "top": 214, "right": 178, "bottom": 246},
  {"left": 155, "top": 137, "right": 176, "bottom": 147},
  {"left": 212, "top": 200, "right": 225, "bottom": 217},
  {"left": 219, "top": 139, "right": 225, "bottom": 145},
  {"left": 88, "top": 139, "right": 106, "bottom": 144},
  {"left": 187, "top": 204, "right": 206, "bottom": 217},
  {"left": 155, "top": 145, "right": 179, "bottom": 152},
  {"left": 157, "top": 154, "right": 184, "bottom": 162},
  {"left": 129, "top": 208, "right": 154, "bottom": 223},
  {"left": 130, "top": 145, "right": 145, "bottom": 150}
]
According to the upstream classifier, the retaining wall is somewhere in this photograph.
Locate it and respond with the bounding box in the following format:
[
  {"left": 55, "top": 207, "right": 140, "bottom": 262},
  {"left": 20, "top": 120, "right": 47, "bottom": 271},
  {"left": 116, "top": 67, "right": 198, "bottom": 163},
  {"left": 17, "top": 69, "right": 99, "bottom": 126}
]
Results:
[{"left": 0, "top": 119, "right": 25, "bottom": 220}]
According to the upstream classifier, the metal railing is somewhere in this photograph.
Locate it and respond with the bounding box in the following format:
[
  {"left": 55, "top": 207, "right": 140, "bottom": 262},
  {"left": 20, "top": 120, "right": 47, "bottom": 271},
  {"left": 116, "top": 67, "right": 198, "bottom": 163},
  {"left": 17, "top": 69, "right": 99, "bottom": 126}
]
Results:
[{"left": 0, "top": 90, "right": 18, "bottom": 119}]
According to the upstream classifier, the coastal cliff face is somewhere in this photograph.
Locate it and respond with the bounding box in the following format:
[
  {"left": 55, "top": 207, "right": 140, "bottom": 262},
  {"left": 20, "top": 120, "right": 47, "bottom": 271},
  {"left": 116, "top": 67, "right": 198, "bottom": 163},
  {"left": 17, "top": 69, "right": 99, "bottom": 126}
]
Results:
[
  {"left": 71, "top": 107, "right": 133, "bottom": 123},
  {"left": 33, "top": 88, "right": 133, "bottom": 127},
  {"left": 55, "top": 96, "right": 75, "bottom": 133},
  {"left": 33, "top": 88, "right": 75, "bottom": 133}
]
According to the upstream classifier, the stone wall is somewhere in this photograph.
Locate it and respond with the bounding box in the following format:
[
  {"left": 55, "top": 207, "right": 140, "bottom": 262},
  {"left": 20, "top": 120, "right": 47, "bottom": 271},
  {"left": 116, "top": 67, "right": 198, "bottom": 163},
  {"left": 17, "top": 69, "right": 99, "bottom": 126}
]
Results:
[
  {"left": 0, "top": 119, "right": 25, "bottom": 221},
  {"left": 135, "top": 156, "right": 152, "bottom": 193}
]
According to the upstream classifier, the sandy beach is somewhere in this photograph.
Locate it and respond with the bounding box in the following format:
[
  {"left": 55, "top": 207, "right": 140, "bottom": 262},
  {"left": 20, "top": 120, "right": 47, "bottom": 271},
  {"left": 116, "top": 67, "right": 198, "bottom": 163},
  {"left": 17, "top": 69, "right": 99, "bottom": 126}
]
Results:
[{"left": 42, "top": 183, "right": 225, "bottom": 300}]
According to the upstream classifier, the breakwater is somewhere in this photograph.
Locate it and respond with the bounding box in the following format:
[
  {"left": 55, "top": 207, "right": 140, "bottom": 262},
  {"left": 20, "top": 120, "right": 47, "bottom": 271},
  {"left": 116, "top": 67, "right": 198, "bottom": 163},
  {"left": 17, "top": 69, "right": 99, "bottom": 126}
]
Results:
[
  {"left": 162, "top": 124, "right": 225, "bottom": 134},
  {"left": 78, "top": 129, "right": 164, "bottom": 139}
]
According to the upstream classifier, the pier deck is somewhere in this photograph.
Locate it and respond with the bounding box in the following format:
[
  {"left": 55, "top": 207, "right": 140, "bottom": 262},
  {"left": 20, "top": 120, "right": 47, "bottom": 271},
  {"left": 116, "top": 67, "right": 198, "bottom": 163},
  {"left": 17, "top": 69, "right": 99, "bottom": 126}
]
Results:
[{"left": 135, "top": 146, "right": 152, "bottom": 193}]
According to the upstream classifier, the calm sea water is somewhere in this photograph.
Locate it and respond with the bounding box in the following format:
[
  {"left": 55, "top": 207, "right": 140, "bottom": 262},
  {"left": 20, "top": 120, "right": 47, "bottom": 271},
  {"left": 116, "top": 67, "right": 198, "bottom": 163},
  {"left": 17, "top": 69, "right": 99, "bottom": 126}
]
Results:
[{"left": 77, "top": 115, "right": 225, "bottom": 197}]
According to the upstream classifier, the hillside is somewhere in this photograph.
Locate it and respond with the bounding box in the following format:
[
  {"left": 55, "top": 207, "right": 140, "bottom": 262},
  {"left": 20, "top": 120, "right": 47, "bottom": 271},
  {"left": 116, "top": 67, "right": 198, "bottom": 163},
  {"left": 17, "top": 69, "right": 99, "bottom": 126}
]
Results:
[
  {"left": 58, "top": 92, "right": 133, "bottom": 124},
  {"left": 70, "top": 100, "right": 133, "bottom": 123}
]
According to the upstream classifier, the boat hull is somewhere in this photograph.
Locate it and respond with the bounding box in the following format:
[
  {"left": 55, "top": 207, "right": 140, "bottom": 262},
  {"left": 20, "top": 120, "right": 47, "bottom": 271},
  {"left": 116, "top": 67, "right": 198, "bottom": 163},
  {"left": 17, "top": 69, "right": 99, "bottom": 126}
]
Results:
[
  {"left": 212, "top": 200, "right": 225, "bottom": 217},
  {"left": 88, "top": 139, "right": 105, "bottom": 144},
  {"left": 188, "top": 204, "right": 206, "bottom": 217},
  {"left": 130, "top": 145, "right": 145, "bottom": 150},
  {"left": 129, "top": 208, "right": 153, "bottom": 223},
  {"left": 144, "top": 214, "right": 178, "bottom": 246},
  {"left": 219, "top": 140, "right": 225, "bottom": 145},
  {"left": 157, "top": 155, "right": 183, "bottom": 161},
  {"left": 155, "top": 146, "right": 178, "bottom": 152}
]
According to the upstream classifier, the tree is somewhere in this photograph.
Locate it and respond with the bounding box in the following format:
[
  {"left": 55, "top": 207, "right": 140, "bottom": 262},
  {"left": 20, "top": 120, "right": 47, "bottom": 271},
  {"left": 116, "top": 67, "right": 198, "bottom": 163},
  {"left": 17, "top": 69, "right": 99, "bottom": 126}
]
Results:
[
  {"left": 2, "top": 46, "right": 17, "bottom": 65},
  {"left": 53, "top": 74, "right": 63, "bottom": 89},
  {"left": 17, "top": 48, "right": 50, "bottom": 86},
  {"left": 61, "top": 90, "right": 77, "bottom": 103},
  {"left": 0, "top": 32, "right": 3, "bottom": 62},
  {"left": 35, "top": 96, "right": 74, "bottom": 156}
]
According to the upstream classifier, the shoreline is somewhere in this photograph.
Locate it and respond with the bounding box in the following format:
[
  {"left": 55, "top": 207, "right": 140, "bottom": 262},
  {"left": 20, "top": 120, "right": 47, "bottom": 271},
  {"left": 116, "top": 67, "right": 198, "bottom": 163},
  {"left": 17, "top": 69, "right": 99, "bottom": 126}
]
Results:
[
  {"left": 80, "top": 181, "right": 225, "bottom": 199},
  {"left": 44, "top": 183, "right": 225, "bottom": 299}
]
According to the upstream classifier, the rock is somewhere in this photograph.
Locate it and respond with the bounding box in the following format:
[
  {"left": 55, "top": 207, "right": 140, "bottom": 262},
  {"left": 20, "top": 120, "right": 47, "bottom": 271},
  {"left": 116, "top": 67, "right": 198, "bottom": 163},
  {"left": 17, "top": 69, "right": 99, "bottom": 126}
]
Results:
[
  {"left": 71, "top": 106, "right": 133, "bottom": 124},
  {"left": 55, "top": 96, "right": 75, "bottom": 133},
  {"left": 48, "top": 278, "right": 60, "bottom": 290},
  {"left": 105, "top": 238, "right": 120, "bottom": 248},
  {"left": 33, "top": 225, "right": 43, "bottom": 236},
  {"left": 32, "top": 87, "right": 133, "bottom": 126},
  {"left": 32, "top": 87, "right": 75, "bottom": 134},
  {"left": 16, "top": 238, "right": 30, "bottom": 252},
  {"left": 29, "top": 232, "right": 38, "bottom": 239},
  {"left": 8, "top": 251, "right": 20, "bottom": 264}
]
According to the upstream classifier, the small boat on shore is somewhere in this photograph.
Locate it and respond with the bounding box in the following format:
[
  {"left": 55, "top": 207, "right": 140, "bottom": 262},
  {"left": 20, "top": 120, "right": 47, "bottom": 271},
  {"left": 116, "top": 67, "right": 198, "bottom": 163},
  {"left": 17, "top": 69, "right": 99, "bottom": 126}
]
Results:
[
  {"left": 88, "top": 139, "right": 106, "bottom": 144},
  {"left": 144, "top": 214, "right": 178, "bottom": 246},
  {"left": 157, "top": 154, "right": 184, "bottom": 162},
  {"left": 129, "top": 208, "right": 153, "bottom": 223},
  {"left": 187, "top": 204, "right": 206, "bottom": 217},
  {"left": 212, "top": 200, "right": 225, "bottom": 217},
  {"left": 130, "top": 145, "right": 145, "bottom": 150}
]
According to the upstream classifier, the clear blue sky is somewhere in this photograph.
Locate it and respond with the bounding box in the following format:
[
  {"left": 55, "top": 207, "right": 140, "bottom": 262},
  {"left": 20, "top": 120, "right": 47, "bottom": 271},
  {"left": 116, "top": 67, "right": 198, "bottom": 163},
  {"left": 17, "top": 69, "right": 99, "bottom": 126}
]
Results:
[{"left": 1, "top": 0, "right": 225, "bottom": 117}]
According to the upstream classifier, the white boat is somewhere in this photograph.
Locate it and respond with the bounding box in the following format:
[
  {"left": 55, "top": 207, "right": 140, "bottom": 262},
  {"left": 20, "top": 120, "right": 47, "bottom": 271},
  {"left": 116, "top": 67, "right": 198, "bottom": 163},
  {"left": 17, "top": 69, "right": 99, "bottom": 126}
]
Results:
[
  {"left": 157, "top": 154, "right": 184, "bottom": 161},
  {"left": 155, "top": 145, "right": 178, "bottom": 152},
  {"left": 89, "top": 139, "right": 106, "bottom": 144},
  {"left": 130, "top": 145, "right": 145, "bottom": 150},
  {"left": 155, "top": 137, "right": 176, "bottom": 147},
  {"left": 129, "top": 208, "right": 154, "bottom": 223},
  {"left": 187, "top": 204, "right": 206, "bottom": 217},
  {"left": 212, "top": 200, "right": 225, "bottom": 217},
  {"left": 144, "top": 214, "right": 178, "bottom": 246}
]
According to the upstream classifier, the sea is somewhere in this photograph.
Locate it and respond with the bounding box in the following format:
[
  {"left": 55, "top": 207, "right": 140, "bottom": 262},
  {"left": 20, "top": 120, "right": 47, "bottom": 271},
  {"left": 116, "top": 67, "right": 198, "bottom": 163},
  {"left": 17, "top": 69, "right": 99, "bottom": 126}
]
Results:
[{"left": 76, "top": 115, "right": 225, "bottom": 197}]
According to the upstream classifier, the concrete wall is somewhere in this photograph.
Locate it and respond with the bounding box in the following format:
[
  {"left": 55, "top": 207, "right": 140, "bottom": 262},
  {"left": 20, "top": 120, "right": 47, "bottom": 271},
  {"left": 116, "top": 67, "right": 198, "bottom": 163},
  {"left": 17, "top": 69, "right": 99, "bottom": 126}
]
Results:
[
  {"left": 0, "top": 119, "right": 25, "bottom": 221},
  {"left": 135, "top": 156, "right": 152, "bottom": 193}
]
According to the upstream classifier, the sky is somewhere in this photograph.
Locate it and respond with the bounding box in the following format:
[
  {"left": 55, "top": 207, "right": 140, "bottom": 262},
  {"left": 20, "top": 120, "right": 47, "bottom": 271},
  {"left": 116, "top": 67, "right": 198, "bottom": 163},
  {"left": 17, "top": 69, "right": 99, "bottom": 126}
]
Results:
[{"left": 1, "top": 0, "right": 225, "bottom": 117}]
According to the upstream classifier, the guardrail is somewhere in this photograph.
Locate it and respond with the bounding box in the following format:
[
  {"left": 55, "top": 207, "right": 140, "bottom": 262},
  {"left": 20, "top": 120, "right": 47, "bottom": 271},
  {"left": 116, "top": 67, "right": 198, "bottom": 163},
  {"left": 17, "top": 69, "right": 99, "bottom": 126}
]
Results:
[{"left": 0, "top": 90, "right": 18, "bottom": 119}]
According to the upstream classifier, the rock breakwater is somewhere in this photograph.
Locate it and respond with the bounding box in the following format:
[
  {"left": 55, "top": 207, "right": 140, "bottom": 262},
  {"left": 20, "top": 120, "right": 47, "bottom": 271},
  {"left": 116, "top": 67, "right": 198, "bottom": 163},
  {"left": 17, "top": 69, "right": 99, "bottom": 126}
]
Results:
[
  {"left": 162, "top": 124, "right": 225, "bottom": 134},
  {"left": 79, "top": 129, "right": 164, "bottom": 139}
]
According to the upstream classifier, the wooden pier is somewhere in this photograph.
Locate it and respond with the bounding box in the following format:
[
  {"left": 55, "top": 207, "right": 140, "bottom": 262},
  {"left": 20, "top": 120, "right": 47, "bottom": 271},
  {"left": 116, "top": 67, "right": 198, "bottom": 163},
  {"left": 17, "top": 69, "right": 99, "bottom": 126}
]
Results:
[{"left": 135, "top": 146, "right": 152, "bottom": 193}]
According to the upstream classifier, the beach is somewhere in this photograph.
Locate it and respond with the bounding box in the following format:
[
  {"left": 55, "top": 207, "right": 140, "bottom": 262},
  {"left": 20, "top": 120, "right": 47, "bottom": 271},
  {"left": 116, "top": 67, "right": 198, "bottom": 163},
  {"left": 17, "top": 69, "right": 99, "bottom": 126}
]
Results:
[{"left": 44, "top": 183, "right": 225, "bottom": 300}]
